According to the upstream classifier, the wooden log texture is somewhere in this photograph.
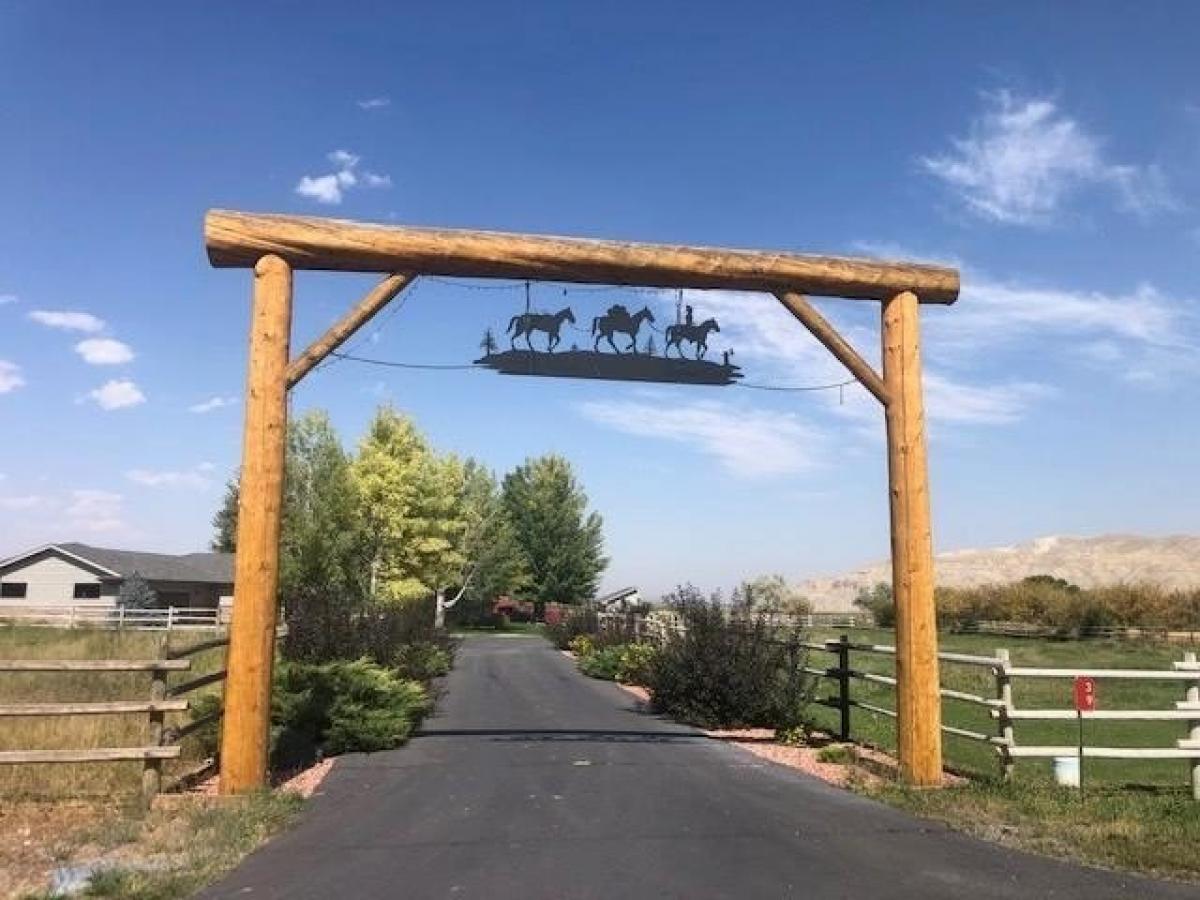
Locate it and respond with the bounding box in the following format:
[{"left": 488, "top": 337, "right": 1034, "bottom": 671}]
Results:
[
  {"left": 220, "top": 254, "right": 293, "bottom": 795},
  {"left": 0, "top": 700, "right": 188, "bottom": 716},
  {"left": 205, "top": 210, "right": 960, "bottom": 304},
  {"left": 882, "top": 290, "right": 943, "bottom": 786},
  {"left": 775, "top": 292, "right": 889, "bottom": 404},
  {"left": 286, "top": 272, "right": 414, "bottom": 387},
  {"left": 0, "top": 660, "right": 190, "bottom": 672},
  {"left": 0, "top": 746, "right": 181, "bottom": 764}
]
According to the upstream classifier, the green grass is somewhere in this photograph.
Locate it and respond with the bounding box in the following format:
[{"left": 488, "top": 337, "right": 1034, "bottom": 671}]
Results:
[
  {"left": 450, "top": 622, "right": 545, "bottom": 636},
  {"left": 0, "top": 626, "right": 227, "bottom": 799},
  {"left": 866, "top": 778, "right": 1200, "bottom": 881},
  {"left": 805, "top": 628, "right": 1200, "bottom": 788}
]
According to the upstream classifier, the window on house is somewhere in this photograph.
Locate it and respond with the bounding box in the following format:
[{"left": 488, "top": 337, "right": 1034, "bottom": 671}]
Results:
[
  {"left": 73, "top": 583, "right": 101, "bottom": 600},
  {"left": 0, "top": 582, "right": 28, "bottom": 599}
]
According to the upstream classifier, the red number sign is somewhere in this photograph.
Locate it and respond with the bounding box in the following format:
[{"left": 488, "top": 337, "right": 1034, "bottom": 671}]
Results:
[{"left": 1073, "top": 676, "right": 1097, "bottom": 712}]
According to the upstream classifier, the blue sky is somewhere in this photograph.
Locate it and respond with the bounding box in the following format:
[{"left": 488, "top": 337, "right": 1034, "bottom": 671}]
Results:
[{"left": 2, "top": 2, "right": 1198, "bottom": 595}]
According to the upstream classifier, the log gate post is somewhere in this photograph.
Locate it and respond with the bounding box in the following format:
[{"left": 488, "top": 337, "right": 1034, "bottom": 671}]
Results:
[
  {"left": 220, "top": 255, "right": 293, "bottom": 795},
  {"left": 882, "top": 290, "right": 942, "bottom": 786}
]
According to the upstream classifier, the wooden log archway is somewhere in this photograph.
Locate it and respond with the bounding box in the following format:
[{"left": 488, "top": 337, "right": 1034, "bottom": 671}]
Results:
[{"left": 204, "top": 209, "right": 960, "bottom": 794}]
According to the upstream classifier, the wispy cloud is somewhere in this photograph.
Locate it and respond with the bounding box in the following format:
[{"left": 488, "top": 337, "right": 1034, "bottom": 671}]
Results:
[
  {"left": 579, "top": 396, "right": 825, "bottom": 477},
  {"left": 66, "top": 489, "right": 126, "bottom": 533},
  {"left": 295, "top": 149, "right": 392, "bottom": 205},
  {"left": 921, "top": 90, "right": 1176, "bottom": 225},
  {"left": 75, "top": 337, "right": 134, "bottom": 365},
  {"left": 0, "top": 495, "right": 45, "bottom": 511},
  {"left": 28, "top": 310, "right": 106, "bottom": 332},
  {"left": 357, "top": 96, "right": 390, "bottom": 110},
  {"left": 86, "top": 379, "right": 146, "bottom": 410},
  {"left": 188, "top": 395, "right": 237, "bottom": 414},
  {"left": 126, "top": 462, "right": 215, "bottom": 490},
  {"left": 0, "top": 360, "right": 24, "bottom": 394},
  {"left": 0, "top": 294, "right": 17, "bottom": 305}
]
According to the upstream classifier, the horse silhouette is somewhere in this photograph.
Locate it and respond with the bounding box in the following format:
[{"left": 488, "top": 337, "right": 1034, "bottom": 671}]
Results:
[
  {"left": 664, "top": 318, "right": 720, "bottom": 359},
  {"left": 591, "top": 305, "right": 656, "bottom": 354},
  {"left": 508, "top": 307, "right": 576, "bottom": 352}
]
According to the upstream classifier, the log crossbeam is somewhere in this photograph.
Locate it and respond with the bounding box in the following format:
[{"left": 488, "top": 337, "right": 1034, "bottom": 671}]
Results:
[
  {"left": 776, "top": 291, "right": 889, "bottom": 406},
  {"left": 286, "top": 273, "right": 414, "bottom": 388}
]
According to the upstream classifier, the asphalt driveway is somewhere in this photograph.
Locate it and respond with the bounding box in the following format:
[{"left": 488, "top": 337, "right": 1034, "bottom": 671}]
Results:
[{"left": 200, "top": 635, "right": 1195, "bottom": 899}]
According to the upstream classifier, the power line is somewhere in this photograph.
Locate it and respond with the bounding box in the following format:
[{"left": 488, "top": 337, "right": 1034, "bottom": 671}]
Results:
[{"left": 328, "top": 350, "right": 479, "bottom": 371}]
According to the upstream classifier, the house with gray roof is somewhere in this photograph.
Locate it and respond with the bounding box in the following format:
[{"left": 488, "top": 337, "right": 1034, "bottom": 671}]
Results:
[{"left": 0, "top": 542, "right": 234, "bottom": 611}]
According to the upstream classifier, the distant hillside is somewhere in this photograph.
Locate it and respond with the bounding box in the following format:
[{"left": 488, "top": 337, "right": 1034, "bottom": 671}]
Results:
[{"left": 801, "top": 534, "right": 1200, "bottom": 613}]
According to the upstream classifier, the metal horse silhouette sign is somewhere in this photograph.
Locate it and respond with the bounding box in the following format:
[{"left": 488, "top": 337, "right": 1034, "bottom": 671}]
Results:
[{"left": 476, "top": 300, "right": 742, "bottom": 386}]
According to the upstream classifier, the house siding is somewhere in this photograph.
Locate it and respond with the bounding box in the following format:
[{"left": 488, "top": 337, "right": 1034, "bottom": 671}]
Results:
[{"left": 0, "top": 553, "right": 114, "bottom": 608}]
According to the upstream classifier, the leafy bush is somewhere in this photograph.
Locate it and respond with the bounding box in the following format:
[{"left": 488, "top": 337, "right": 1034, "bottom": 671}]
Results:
[
  {"left": 615, "top": 642, "right": 657, "bottom": 685},
  {"left": 271, "top": 658, "right": 429, "bottom": 765},
  {"left": 854, "top": 582, "right": 895, "bottom": 627},
  {"left": 935, "top": 579, "right": 1200, "bottom": 632},
  {"left": 568, "top": 634, "right": 595, "bottom": 657},
  {"left": 392, "top": 641, "right": 454, "bottom": 682},
  {"left": 647, "top": 586, "right": 813, "bottom": 730},
  {"left": 578, "top": 645, "right": 624, "bottom": 680},
  {"left": 545, "top": 607, "right": 599, "bottom": 649},
  {"left": 282, "top": 590, "right": 456, "bottom": 674},
  {"left": 185, "top": 692, "right": 223, "bottom": 759}
]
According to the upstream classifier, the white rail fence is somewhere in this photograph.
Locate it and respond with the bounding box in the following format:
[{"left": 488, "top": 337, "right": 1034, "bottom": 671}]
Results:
[
  {"left": 0, "top": 605, "right": 229, "bottom": 631},
  {"left": 600, "top": 614, "right": 1200, "bottom": 798}
]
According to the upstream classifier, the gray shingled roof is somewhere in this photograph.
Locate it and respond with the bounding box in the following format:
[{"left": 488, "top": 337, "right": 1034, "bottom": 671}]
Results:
[{"left": 58, "top": 543, "right": 234, "bottom": 584}]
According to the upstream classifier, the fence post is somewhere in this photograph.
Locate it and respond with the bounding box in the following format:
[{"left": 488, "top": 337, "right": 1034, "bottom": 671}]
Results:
[
  {"left": 142, "top": 664, "right": 168, "bottom": 808},
  {"left": 995, "top": 648, "right": 1014, "bottom": 781},
  {"left": 837, "top": 634, "right": 851, "bottom": 742},
  {"left": 1185, "top": 650, "right": 1199, "bottom": 801}
]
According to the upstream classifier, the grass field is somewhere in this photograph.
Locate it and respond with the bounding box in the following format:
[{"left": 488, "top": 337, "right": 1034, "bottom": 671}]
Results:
[
  {"left": 0, "top": 627, "right": 226, "bottom": 800},
  {"left": 805, "top": 628, "right": 1200, "bottom": 789}
]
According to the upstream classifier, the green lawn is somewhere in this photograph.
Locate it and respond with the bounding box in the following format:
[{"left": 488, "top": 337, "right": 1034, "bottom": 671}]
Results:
[{"left": 805, "top": 628, "right": 1199, "bottom": 789}]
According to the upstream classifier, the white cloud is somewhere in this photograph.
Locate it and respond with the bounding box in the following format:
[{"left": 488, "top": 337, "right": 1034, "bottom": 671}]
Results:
[
  {"left": 579, "top": 397, "right": 825, "bottom": 477},
  {"left": 0, "top": 495, "right": 45, "bottom": 511},
  {"left": 357, "top": 97, "right": 391, "bottom": 110},
  {"left": 0, "top": 360, "right": 24, "bottom": 394},
  {"left": 0, "top": 294, "right": 16, "bottom": 305},
  {"left": 924, "top": 375, "right": 1052, "bottom": 425},
  {"left": 65, "top": 489, "right": 126, "bottom": 533},
  {"left": 75, "top": 337, "right": 134, "bottom": 365},
  {"left": 87, "top": 379, "right": 146, "bottom": 410},
  {"left": 28, "top": 310, "right": 106, "bottom": 332},
  {"left": 921, "top": 90, "right": 1176, "bottom": 225},
  {"left": 294, "top": 149, "right": 392, "bottom": 205},
  {"left": 126, "top": 463, "right": 213, "bottom": 490},
  {"left": 189, "top": 395, "right": 237, "bottom": 414}
]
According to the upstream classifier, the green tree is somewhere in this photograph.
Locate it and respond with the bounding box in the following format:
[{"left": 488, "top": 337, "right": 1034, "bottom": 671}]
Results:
[
  {"left": 733, "top": 574, "right": 811, "bottom": 617},
  {"left": 211, "top": 475, "right": 239, "bottom": 553},
  {"left": 280, "top": 411, "right": 372, "bottom": 601},
  {"left": 502, "top": 455, "right": 607, "bottom": 605},
  {"left": 351, "top": 406, "right": 467, "bottom": 603},
  {"left": 444, "top": 461, "right": 531, "bottom": 624},
  {"left": 118, "top": 572, "right": 157, "bottom": 610}
]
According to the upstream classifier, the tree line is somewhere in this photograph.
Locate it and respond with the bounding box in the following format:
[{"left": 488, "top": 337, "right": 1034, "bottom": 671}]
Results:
[{"left": 212, "top": 406, "right": 608, "bottom": 623}]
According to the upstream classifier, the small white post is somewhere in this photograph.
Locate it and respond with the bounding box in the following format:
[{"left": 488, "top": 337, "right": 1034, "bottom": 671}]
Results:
[
  {"left": 1185, "top": 651, "right": 1199, "bottom": 801},
  {"left": 166, "top": 606, "right": 175, "bottom": 631},
  {"left": 995, "top": 649, "right": 1014, "bottom": 781},
  {"left": 118, "top": 606, "right": 125, "bottom": 630}
]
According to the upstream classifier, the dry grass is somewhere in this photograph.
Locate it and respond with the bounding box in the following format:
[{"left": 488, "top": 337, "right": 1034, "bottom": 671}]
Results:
[{"left": 0, "top": 627, "right": 226, "bottom": 799}]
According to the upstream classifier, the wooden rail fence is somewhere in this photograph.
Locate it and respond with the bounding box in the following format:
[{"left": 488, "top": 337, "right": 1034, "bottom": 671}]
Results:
[
  {"left": 602, "top": 615, "right": 1200, "bottom": 798},
  {"left": 0, "top": 635, "right": 230, "bottom": 805},
  {"left": 0, "top": 605, "right": 230, "bottom": 631}
]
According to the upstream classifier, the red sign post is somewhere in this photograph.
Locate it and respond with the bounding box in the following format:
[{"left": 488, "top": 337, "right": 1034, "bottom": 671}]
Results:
[
  {"left": 1073, "top": 676, "right": 1097, "bottom": 792},
  {"left": 1074, "top": 676, "right": 1097, "bottom": 713}
]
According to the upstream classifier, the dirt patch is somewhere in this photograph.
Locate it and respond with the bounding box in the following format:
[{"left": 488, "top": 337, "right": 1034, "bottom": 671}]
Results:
[
  {"left": 0, "top": 800, "right": 120, "bottom": 898},
  {"left": 186, "top": 756, "right": 336, "bottom": 799}
]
